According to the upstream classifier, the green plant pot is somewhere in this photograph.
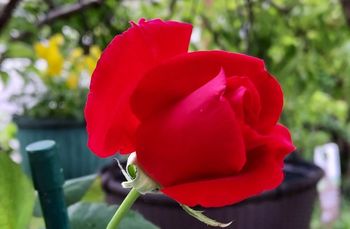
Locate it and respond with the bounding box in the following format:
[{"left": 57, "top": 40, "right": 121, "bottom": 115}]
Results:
[{"left": 14, "top": 116, "right": 110, "bottom": 179}]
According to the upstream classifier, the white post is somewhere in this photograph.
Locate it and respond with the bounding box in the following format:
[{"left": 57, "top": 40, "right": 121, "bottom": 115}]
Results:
[{"left": 314, "top": 143, "right": 341, "bottom": 228}]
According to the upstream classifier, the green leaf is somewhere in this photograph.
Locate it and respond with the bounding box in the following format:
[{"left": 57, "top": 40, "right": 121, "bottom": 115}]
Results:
[
  {"left": 5, "top": 42, "right": 33, "bottom": 58},
  {"left": 81, "top": 176, "right": 104, "bottom": 203},
  {"left": 68, "top": 202, "right": 159, "bottom": 229},
  {"left": 34, "top": 174, "right": 97, "bottom": 217},
  {"left": 0, "top": 71, "right": 9, "bottom": 86},
  {"left": 0, "top": 153, "right": 35, "bottom": 229},
  {"left": 64, "top": 174, "right": 97, "bottom": 206}
]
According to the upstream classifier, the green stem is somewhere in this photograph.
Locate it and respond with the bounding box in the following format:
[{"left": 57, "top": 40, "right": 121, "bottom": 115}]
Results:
[{"left": 106, "top": 188, "right": 141, "bottom": 229}]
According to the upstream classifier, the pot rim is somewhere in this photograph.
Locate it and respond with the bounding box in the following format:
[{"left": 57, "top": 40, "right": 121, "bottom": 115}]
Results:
[
  {"left": 13, "top": 115, "right": 85, "bottom": 129},
  {"left": 101, "top": 159, "right": 324, "bottom": 208}
]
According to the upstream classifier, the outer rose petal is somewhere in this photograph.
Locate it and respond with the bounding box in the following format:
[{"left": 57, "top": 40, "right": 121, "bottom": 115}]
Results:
[
  {"left": 243, "top": 124, "right": 295, "bottom": 154},
  {"left": 85, "top": 19, "right": 192, "bottom": 157},
  {"left": 162, "top": 145, "right": 284, "bottom": 207},
  {"left": 136, "top": 70, "right": 246, "bottom": 187},
  {"left": 161, "top": 123, "right": 294, "bottom": 207},
  {"left": 248, "top": 70, "right": 283, "bottom": 133}
]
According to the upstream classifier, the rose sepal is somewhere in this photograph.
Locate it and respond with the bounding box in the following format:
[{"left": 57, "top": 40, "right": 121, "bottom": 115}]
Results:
[
  {"left": 181, "top": 204, "right": 233, "bottom": 228},
  {"left": 117, "top": 152, "right": 160, "bottom": 194}
]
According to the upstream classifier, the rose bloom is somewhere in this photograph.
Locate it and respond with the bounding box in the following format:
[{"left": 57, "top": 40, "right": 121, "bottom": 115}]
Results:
[{"left": 85, "top": 19, "right": 295, "bottom": 207}]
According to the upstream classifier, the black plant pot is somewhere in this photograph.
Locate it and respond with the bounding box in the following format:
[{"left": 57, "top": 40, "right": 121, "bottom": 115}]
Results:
[{"left": 101, "top": 156, "right": 323, "bottom": 229}]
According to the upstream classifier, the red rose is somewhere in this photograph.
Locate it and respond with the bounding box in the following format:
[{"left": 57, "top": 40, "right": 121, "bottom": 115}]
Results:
[{"left": 85, "top": 19, "right": 295, "bottom": 207}]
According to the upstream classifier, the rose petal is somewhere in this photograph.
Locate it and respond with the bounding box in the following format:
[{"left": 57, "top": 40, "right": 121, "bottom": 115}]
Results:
[
  {"left": 85, "top": 19, "right": 192, "bottom": 157},
  {"left": 225, "top": 76, "right": 261, "bottom": 126},
  {"left": 161, "top": 145, "right": 285, "bottom": 207},
  {"left": 131, "top": 50, "right": 265, "bottom": 121},
  {"left": 136, "top": 70, "right": 246, "bottom": 187},
  {"left": 243, "top": 124, "right": 295, "bottom": 155},
  {"left": 160, "top": 124, "right": 294, "bottom": 207},
  {"left": 248, "top": 70, "right": 283, "bottom": 133}
]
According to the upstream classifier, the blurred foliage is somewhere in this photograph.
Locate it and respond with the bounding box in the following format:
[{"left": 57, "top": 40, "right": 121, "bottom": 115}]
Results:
[
  {"left": 0, "top": 1, "right": 350, "bottom": 227},
  {"left": 0, "top": 122, "right": 17, "bottom": 154},
  {"left": 2, "top": 0, "right": 350, "bottom": 193},
  {"left": 8, "top": 34, "right": 100, "bottom": 120},
  {"left": 0, "top": 153, "right": 34, "bottom": 229}
]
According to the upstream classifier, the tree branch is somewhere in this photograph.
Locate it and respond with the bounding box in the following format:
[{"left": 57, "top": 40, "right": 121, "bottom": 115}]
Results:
[
  {"left": 245, "top": 0, "right": 254, "bottom": 53},
  {"left": 11, "top": 0, "right": 103, "bottom": 41},
  {"left": 38, "top": 0, "right": 103, "bottom": 26},
  {"left": 341, "top": 0, "right": 350, "bottom": 26},
  {"left": 166, "top": 0, "right": 177, "bottom": 19},
  {"left": 0, "top": 0, "right": 22, "bottom": 34},
  {"left": 200, "top": 14, "right": 226, "bottom": 49},
  {"left": 43, "top": 0, "right": 55, "bottom": 9},
  {"left": 268, "top": 0, "right": 292, "bottom": 14}
]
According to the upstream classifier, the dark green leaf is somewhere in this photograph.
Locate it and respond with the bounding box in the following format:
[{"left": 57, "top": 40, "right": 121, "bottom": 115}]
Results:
[
  {"left": 81, "top": 176, "right": 104, "bottom": 203},
  {"left": 68, "top": 202, "right": 159, "bottom": 229},
  {"left": 64, "top": 174, "right": 97, "bottom": 206}
]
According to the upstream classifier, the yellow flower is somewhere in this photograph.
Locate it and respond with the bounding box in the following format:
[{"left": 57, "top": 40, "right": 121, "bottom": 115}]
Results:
[
  {"left": 34, "top": 43, "right": 48, "bottom": 59},
  {"left": 49, "top": 34, "right": 64, "bottom": 46},
  {"left": 84, "top": 56, "right": 97, "bottom": 74},
  {"left": 33, "top": 34, "right": 65, "bottom": 77},
  {"left": 46, "top": 45, "right": 64, "bottom": 77},
  {"left": 70, "top": 48, "right": 83, "bottom": 59},
  {"left": 66, "top": 73, "right": 79, "bottom": 89},
  {"left": 90, "top": 45, "right": 101, "bottom": 59}
]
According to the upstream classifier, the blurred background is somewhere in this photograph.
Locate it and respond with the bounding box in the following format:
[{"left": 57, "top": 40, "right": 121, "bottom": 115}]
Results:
[{"left": 1, "top": 0, "right": 350, "bottom": 228}]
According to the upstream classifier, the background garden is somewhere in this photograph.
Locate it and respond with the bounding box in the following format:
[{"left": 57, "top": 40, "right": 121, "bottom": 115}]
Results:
[{"left": 1, "top": 0, "right": 350, "bottom": 228}]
